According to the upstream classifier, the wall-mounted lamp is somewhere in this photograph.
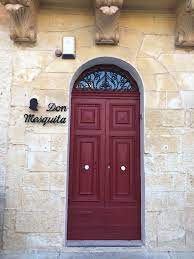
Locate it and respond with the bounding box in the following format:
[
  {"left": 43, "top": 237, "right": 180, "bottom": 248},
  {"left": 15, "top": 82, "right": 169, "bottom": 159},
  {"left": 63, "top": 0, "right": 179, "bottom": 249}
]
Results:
[{"left": 62, "top": 37, "right": 76, "bottom": 59}]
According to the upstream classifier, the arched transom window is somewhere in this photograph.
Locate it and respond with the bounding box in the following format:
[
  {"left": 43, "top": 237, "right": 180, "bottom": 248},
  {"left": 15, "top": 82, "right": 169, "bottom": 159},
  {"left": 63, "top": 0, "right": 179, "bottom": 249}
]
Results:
[{"left": 73, "top": 65, "right": 139, "bottom": 92}]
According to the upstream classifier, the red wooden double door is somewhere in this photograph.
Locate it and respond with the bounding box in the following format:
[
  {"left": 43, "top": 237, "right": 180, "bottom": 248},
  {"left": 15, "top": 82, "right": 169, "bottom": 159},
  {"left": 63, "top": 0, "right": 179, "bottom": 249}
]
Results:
[{"left": 67, "top": 92, "right": 141, "bottom": 240}]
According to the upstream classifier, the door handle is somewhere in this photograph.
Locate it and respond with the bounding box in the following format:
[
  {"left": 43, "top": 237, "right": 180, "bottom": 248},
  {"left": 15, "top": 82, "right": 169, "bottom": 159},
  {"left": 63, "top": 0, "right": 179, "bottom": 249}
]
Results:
[{"left": 108, "top": 165, "right": 111, "bottom": 169}]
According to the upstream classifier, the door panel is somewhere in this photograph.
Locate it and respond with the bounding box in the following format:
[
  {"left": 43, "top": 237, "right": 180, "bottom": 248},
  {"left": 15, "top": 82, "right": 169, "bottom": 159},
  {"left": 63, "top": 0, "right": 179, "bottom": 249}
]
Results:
[
  {"left": 104, "top": 98, "right": 141, "bottom": 240},
  {"left": 109, "top": 101, "right": 138, "bottom": 132},
  {"left": 108, "top": 137, "right": 135, "bottom": 201},
  {"left": 68, "top": 97, "right": 106, "bottom": 240},
  {"left": 71, "top": 136, "right": 101, "bottom": 202},
  {"left": 68, "top": 93, "right": 141, "bottom": 241},
  {"left": 76, "top": 104, "right": 101, "bottom": 130}
]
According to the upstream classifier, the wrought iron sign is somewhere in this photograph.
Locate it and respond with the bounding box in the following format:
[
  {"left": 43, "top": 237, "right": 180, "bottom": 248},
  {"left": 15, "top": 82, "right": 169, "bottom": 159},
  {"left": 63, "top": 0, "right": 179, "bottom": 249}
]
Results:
[
  {"left": 74, "top": 65, "right": 139, "bottom": 92},
  {"left": 24, "top": 99, "right": 67, "bottom": 126}
]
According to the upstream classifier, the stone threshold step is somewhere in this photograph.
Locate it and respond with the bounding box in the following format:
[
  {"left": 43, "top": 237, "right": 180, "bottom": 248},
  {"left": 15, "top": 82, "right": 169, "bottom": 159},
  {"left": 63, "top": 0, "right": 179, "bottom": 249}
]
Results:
[{"left": 0, "top": 252, "right": 194, "bottom": 259}]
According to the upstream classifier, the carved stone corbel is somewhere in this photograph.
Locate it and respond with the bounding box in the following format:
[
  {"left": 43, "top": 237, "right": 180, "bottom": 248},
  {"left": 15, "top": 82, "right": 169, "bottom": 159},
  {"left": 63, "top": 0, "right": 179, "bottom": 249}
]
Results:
[
  {"left": 0, "top": 0, "right": 38, "bottom": 43},
  {"left": 95, "top": 0, "right": 123, "bottom": 45},
  {"left": 175, "top": 0, "right": 194, "bottom": 47}
]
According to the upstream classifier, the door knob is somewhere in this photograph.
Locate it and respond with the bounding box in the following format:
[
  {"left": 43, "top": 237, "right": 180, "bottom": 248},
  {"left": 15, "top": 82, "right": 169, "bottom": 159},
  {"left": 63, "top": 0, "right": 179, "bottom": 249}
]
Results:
[
  {"left": 121, "top": 165, "right": 126, "bottom": 172},
  {"left": 84, "top": 165, "right": 90, "bottom": 171},
  {"left": 108, "top": 165, "right": 111, "bottom": 169}
]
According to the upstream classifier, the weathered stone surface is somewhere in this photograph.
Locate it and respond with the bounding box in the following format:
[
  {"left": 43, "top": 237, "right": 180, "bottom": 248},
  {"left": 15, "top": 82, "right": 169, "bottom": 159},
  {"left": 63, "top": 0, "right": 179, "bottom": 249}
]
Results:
[
  {"left": 25, "top": 134, "right": 51, "bottom": 152},
  {"left": 145, "top": 211, "right": 158, "bottom": 245},
  {"left": 183, "top": 152, "right": 194, "bottom": 170},
  {"left": 26, "top": 233, "right": 63, "bottom": 249},
  {"left": 119, "top": 28, "right": 143, "bottom": 50},
  {"left": 9, "top": 107, "right": 26, "bottom": 127},
  {"left": 186, "top": 192, "right": 194, "bottom": 207},
  {"left": 35, "top": 32, "right": 62, "bottom": 50},
  {"left": 6, "top": 166, "right": 23, "bottom": 190},
  {"left": 144, "top": 154, "right": 166, "bottom": 174},
  {"left": 7, "top": 145, "right": 27, "bottom": 171},
  {"left": 21, "top": 190, "right": 65, "bottom": 212},
  {"left": 173, "top": 173, "right": 187, "bottom": 191},
  {"left": 145, "top": 135, "right": 181, "bottom": 154},
  {"left": 0, "top": 127, "right": 8, "bottom": 150},
  {"left": 10, "top": 85, "right": 29, "bottom": 107},
  {"left": 141, "top": 35, "right": 174, "bottom": 58},
  {"left": 0, "top": 31, "right": 13, "bottom": 49},
  {"left": 0, "top": 49, "right": 12, "bottom": 194},
  {"left": 190, "top": 110, "right": 194, "bottom": 128},
  {"left": 49, "top": 173, "right": 65, "bottom": 191},
  {"left": 8, "top": 126, "right": 25, "bottom": 144},
  {"left": 147, "top": 191, "right": 186, "bottom": 213},
  {"left": 13, "top": 51, "right": 54, "bottom": 71},
  {"left": 172, "top": 72, "right": 194, "bottom": 91},
  {"left": 146, "top": 191, "right": 168, "bottom": 211},
  {"left": 30, "top": 73, "right": 71, "bottom": 90},
  {"left": 157, "top": 210, "right": 185, "bottom": 243},
  {"left": 77, "top": 46, "right": 136, "bottom": 65},
  {"left": 137, "top": 58, "right": 167, "bottom": 74},
  {"left": 187, "top": 172, "right": 194, "bottom": 190},
  {"left": 50, "top": 135, "right": 68, "bottom": 152},
  {"left": 120, "top": 13, "right": 175, "bottom": 35},
  {"left": 0, "top": 158, "right": 6, "bottom": 188},
  {"left": 145, "top": 92, "right": 166, "bottom": 109},
  {"left": 3, "top": 231, "right": 27, "bottom": 250},
  {"left": 0, "top": 5, "right": 9, "bottom": 31},
  {"left": 161, "top": 110, "right": 185, "bottom": 127},
  {"left": 155, "top": 74, "right": 178, "bottom": 91},
  {"left": 146, "top": 174, "right": 174, "bottom": 192},
  {"left": 22, "top": 173, "right": 49, "bottom": 191},
  {"left": 16, "top": 211, "right": 64, "bottom": 233},
  {"left": 166, "top": 92, "right": 182, "bottom": 109},
  {"left": 159, "top": 54, "right": 194, "bottom": 72},
  {"left": 5, "top": 190, "right": 22, "bottom": 209},
  {"left": 13, "top": 68, "right": 41, "bottom": 85},
  {"left": 181, "top": 91, "right": 194, "bottom": 108},
  {"left": 38, "top": 10, "right": 94, "bottom": 32},
  {"left": 186, "top": 231, "right": 194, "bottom": 248},
  {"left": 166, "top": 154, "right": 183, "bottom": 172},
  {"left": 28, "top": 152, "right": 65, "bottom": 172},
  {"left": 145, "top": 110, "right": 162, "bottom": 128},
  {"left": 184, "top": 208, "right": 194, "bottom": 232},
  {"left": 140, "top": 74, "right": 156, "bottom": 91},
  {"left": 45, "top": 59, "right": 81, "bottom": 73},
  {"left": 182, "top": 132, "right": 194, "bottom": 153},
  {"left": 168, "top": 192, "right": 185, "bottom": 210}
]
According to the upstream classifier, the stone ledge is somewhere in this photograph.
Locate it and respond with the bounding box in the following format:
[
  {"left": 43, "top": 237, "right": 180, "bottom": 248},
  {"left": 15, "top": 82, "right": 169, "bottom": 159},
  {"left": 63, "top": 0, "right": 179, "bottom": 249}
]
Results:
[{"left": 0, "top": 251, "right": 194, "bottom": 259}]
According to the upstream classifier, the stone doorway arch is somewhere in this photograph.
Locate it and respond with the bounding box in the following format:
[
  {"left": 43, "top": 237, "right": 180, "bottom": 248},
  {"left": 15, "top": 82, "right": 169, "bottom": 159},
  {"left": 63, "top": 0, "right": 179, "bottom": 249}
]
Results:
[{"left": 65, "top": 57, "right": 145, "bottom": 246}]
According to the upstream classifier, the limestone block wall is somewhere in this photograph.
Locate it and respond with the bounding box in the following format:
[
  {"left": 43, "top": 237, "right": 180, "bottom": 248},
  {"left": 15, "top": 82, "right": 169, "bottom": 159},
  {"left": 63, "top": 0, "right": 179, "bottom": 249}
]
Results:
[
  {"left": 0, "top": 5, "right": 194, "bottom": 252},
  {"left": 0, "top": 7, "right": 12, "bottom": 249}
]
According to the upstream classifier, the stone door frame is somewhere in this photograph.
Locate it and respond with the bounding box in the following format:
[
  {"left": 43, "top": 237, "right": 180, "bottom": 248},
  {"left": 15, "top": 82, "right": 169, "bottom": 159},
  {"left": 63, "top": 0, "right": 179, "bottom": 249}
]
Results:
[{"left": 65, "top": 57, "right": 145, "bottom": 247}]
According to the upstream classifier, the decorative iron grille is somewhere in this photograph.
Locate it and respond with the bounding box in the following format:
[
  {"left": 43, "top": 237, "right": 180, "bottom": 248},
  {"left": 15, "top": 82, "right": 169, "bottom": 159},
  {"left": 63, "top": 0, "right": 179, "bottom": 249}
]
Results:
[{"left": 74, "top": 65, "right": 138, "bottom": 92}]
